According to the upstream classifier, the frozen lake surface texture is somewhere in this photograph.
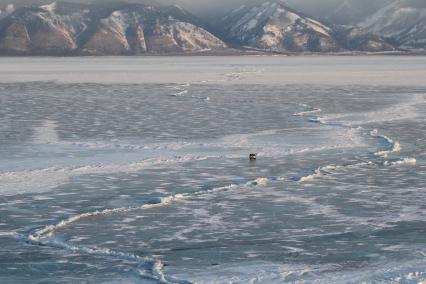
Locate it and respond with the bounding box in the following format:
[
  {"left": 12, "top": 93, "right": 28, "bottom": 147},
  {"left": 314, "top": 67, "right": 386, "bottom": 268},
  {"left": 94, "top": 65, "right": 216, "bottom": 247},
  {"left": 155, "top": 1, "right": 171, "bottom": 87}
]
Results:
[{"left": 0, "top": 56, "right": 425, "bottom": 283}]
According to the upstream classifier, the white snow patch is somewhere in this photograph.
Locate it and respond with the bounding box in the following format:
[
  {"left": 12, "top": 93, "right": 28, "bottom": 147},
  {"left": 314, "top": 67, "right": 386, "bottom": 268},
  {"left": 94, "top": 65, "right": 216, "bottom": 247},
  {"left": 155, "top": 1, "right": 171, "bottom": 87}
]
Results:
[
  {"left": 172, "top": 21, "right": 226, "bottom": 51},
  {"left": 5, "top": 4, "right": 14, "bottom": 13},
  {"left": 261, "top": 23, "right": 284, "bottom": 47},
  {"left": 246, "top": 19, "right": 258, "bottom": 30},
  {"left": 253, "top": 177, "right": 270, "bottom": 185},
  {"left": 384, "top": 158, "right": 417, "bottom": 167},
  {"left": 0, "top": 231, "right": 18, "bottom": 237},
  {"left": 304, "top": 19, "right": 330, "bottom": 36},
  {"left": 40, "top": 2, "right": 57, "bottom": 13}
]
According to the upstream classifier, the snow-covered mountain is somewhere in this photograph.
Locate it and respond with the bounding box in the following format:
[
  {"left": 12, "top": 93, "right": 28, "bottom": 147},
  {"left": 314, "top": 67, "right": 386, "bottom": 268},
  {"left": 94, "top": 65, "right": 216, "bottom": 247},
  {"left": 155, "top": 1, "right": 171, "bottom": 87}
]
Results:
[
  {"left": 325, "top": 0, "right": 393, "bottom": 25},
  {"left": 360, "top": 0, "right": 426, "bottom": 49},
  {"left": 221, "top": 0, "right": 394, "bottom": 52},
  {"left": 0, "top": 1, "right": 226, "bottom": 55},
  {"left": 0, "top": 0, "right": 410, "bottom": 55},
  {"left": 221, "top": 1, "right": 337, "bottom": 52}
]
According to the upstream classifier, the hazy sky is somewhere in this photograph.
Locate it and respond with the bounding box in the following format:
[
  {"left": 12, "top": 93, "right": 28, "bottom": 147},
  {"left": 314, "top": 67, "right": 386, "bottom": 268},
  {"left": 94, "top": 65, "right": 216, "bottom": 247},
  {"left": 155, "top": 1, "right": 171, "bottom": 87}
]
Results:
[
  {"left": 0, "top": 0, "right": 392, "bottom": 10},
  {"left": 162, "top": 0, "right": 346, "bottom": 15},
  {"left": 0, "top": 0, "right": 394, "bottom": 21},
  {"left": 168, "top": 0, "right": 393, "bottom": 21}
]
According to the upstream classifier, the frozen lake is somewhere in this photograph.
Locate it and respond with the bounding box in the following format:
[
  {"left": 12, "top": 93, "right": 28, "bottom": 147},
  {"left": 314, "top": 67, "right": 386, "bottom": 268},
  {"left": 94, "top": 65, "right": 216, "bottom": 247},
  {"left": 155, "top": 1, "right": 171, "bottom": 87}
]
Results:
[{"left": 0, "top": 56, "right": 425, "bottom": 283}]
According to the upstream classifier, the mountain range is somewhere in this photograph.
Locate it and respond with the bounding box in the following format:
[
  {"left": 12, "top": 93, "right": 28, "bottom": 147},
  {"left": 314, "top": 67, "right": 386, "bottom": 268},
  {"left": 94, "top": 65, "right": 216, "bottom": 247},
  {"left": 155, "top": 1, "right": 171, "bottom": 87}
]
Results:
[
  {"left": 0, "top": 0, "right": 424, "bottom": 55},
  {"left": 220, "top": 1, "right": 393, "bottom": 53},
  {"left": 0, "top": 2, "right": 226, "bottom": 55},
  {"left": 287, "top": 0, "right": 426, "bottom": 49},
  {"left": 360, "top": 0, "right": 426, "bottom": 49}
]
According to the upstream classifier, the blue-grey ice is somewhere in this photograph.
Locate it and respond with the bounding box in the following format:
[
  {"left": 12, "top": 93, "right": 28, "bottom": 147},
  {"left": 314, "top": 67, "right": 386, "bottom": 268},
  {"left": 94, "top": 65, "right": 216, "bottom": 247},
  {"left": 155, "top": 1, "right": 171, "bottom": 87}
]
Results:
[{"left": 0, "top": 56, "right": 425, "bottom": 283}]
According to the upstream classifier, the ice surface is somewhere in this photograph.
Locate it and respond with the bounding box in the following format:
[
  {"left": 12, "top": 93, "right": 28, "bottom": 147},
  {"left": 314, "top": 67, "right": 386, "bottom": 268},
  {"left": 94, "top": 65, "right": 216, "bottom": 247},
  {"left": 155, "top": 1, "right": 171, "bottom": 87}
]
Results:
[
  {"left": 1, "top": 56, "right": 426, "bottom": 86},
  {"left": 0, "top": 57, "right": 425, "bottom": 283}
]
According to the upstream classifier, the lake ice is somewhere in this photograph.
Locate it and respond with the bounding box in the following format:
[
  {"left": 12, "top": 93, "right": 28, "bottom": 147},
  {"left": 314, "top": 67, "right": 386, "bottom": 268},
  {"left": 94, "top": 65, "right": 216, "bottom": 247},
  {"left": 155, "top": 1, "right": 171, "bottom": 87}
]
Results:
[{"left": 0, "top": 56, "right": 425, "bottom": 283}]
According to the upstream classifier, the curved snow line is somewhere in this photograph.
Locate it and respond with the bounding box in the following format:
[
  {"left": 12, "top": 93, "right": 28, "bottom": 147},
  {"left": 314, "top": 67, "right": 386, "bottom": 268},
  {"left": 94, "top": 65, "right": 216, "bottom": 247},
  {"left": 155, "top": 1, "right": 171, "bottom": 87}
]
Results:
[
  {"left": 299, "top": 155, "right": 417, "bottom": 183},
  {"left": 5, "top": 124, "right": 357, "bottom": 196},
  {"left": 295, "top": 103, "right": 358, "bottom": 183},
  {"left": 298, "top": 165, "right": 342, "bottom": 183},
  {"left": 26, "top": 176, "right": 281, "bottom": 283},
  {"left": 294, "top": 104, "right": 326, "bottom": 124},
  {"left": 29, "top": 177, "right": 278, "bottom": 241},
  {"left": 368, "top": 129, "right": 416, "bottom": 168},
  {"left": 294, "top": 104, "right": 322, "bottom": 116},
  {"left": 295, "top": 103, "right": 416, "bottom": 184},
  {"left": 0, "top": 155, "right": 209, "bottom": 196},
  {"left": 25, "top": 195, "right": 194, "bottom": 283},
  {"left": 29, "top": 194, "right": 187, "bottom": 242},
  {"left": 370, "top": 129, "right": 401, "bottom": 157},
  {"left": 26, "top": 235, "right": 178, "bottom": 284}
]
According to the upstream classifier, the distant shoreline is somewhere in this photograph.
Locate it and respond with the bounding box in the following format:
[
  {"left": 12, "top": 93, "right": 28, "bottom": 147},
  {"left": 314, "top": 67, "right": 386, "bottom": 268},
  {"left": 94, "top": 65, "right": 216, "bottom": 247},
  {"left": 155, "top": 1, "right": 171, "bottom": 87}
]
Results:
[{"left": 1, "top": 49, "right": 425, "bottom": 57}]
